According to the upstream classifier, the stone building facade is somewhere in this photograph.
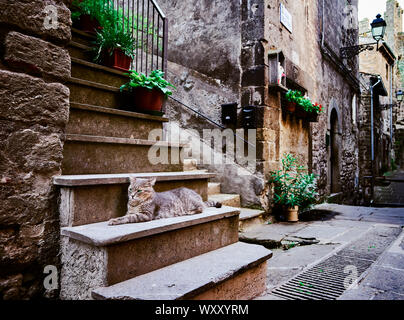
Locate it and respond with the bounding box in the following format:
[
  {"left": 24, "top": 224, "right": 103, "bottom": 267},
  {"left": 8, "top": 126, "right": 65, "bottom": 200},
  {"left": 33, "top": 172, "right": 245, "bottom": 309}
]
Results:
[
  {"left": 0, "top": 1, "right": 71, "bottom": 299},
  {"left": 384, "top": 0, "right": 404, "bottom": 167},
  {"left": 158, "top": 0, "right": 361, "bottom": 205},
  {"left": 358, "top": 17, "right": 397, "bottom": 203}
]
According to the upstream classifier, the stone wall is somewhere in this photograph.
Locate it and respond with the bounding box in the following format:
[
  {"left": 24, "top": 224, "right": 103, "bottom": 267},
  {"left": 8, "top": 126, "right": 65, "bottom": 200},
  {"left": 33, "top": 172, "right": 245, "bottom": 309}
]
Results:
[{"left": 0, "top": 0, "right": 71, "bottom": 299}]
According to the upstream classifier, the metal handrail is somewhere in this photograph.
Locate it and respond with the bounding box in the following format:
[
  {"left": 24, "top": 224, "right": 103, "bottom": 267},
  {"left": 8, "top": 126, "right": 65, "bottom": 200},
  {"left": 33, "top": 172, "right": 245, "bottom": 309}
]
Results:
[
  {"left": 168, "top": 96, "right": 256, "bottom": 148},
  {"left": 106, "top": 0, "right": 168, "bottom": 75}
]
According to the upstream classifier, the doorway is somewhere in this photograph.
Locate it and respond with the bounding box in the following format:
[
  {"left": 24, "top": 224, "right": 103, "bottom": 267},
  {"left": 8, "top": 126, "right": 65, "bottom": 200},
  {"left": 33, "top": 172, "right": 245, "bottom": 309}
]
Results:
[{"left": 330, "top": 109, "right": 341, "bottom": 193}]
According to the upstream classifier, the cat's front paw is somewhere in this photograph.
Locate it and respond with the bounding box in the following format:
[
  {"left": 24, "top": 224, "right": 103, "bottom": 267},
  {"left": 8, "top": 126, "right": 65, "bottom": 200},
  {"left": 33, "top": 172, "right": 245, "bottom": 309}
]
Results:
[{"left": 108, "top": 218, "right": 120, "bottom": 226}]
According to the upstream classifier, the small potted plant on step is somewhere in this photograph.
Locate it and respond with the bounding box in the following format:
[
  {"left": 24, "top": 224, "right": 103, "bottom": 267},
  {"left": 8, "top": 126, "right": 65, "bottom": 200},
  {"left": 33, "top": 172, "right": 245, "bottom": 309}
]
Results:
[
  {"left": 92, "top": 22, "right": 138, "bottom": 71},
  {"left": 120, "top": 69, "right": 176, "bottom": 115},
  {"left": 269, "top": 153, "right": 319, "bottom": 222},
  {"left": 71, "top": 0, "right": 112, "bottom": 33}
]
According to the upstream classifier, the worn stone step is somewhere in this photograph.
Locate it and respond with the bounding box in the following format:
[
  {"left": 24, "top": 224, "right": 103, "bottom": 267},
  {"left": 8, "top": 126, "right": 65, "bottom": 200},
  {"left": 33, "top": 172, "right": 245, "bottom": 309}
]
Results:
[
  {"left": 71, "top": 27, "right": 96, "bottom": 46},
  {"left": 238, "top": 208, "right": 268, "bottom": 232},
  {"left": 91, "top": 242, "right": 272, "bottom": 300},
  {"left": 62, "top": 134, "right": 186, "bottom": 175},
  {"left": 68, "top": 77, "right": 120, "bottom": 108},
  {"left": 68, "top": 41, "right": 92, "bottom": 61},
  {"left": 60, "top": 206, "right": 241, "bottom": 300},
  {"left": 67, "top": 102, "right": 167, "bottom": 140},
  {"left": 208, "top": 182, "right": 221, "bottom": 195},
  {"left": 208, "top": 193, "right": 241, "bottom": 207},
  {"left": 54, "top": 171, "right": 216, "bottom": 227},
  {"left": 71, "top": 57, "right": 129, "bottom": 88}
]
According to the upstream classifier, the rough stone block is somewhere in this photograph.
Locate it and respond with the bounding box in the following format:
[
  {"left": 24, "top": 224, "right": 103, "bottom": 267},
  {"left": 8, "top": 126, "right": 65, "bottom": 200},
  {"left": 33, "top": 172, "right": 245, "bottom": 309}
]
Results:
[
  {"left": 0, "top": 70, "right": 69, "bottom": 127},
  {"left": 5, "top": 31, "right": 71, "bottom": 80},
  {"left": 0, "top": 0, "right": 71, "bottom": 43}
]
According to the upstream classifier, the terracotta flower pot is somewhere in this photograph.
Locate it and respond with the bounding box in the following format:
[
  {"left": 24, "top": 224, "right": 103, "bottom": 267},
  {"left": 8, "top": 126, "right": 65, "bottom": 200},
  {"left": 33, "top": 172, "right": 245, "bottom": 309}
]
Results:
[
  {"left": 79, "top": 14, "right": 101, "bottom": 34},
  {"left": 104, "top": 48, "right": 132, "bottom": 71},
  {"left": 286, "top": 101, "right": 296, "bottom": 113},
  {"left": 121, "top": 87, "right": 166, "bottom": 115},
  {"left": 284, "top": 206, "right": 299, "bottom": 222}
]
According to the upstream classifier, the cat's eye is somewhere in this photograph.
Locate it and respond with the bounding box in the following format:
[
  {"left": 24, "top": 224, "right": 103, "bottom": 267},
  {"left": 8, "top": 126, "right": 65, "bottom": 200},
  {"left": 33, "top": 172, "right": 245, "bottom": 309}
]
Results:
[{"left": 137, "top": 189, "right": 142, "bottom": 193}]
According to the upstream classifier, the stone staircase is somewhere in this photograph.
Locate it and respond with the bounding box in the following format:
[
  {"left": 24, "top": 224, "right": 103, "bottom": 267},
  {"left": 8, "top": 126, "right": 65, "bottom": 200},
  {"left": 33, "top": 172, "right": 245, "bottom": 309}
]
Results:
[{"left": 55, "top": 28, "right": 272, "bottom": 300}]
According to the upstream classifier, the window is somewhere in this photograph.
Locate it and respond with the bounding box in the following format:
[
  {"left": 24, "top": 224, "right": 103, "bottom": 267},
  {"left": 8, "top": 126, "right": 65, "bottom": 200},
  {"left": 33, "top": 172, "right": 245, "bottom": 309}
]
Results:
[{"left": 352, "top": 94, "right": 357, "bottom": 125}]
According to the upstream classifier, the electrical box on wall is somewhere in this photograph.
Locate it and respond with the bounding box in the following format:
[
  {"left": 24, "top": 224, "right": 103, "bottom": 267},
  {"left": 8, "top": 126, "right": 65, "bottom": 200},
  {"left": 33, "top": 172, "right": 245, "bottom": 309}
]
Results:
[
  {"left": 221, "top": 103, "right": 238, "bottom": 126},
  {"left": 242, "top": 106, "right": 257, "bottom": 129}
]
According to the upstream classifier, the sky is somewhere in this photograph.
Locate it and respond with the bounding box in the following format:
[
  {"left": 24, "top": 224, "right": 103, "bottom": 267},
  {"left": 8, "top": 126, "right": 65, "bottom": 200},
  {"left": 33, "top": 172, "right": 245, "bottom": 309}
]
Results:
[{"left": 359, "top": 0, "right": 404, "bottom": 28}]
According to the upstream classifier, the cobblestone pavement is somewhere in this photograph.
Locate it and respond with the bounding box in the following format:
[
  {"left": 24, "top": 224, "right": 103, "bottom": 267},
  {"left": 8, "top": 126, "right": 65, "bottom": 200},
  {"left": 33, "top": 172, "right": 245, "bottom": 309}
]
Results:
[
  {"left": 253, "top": 205, "right": 404, "bottom": 300},
  {"left": 374, "top": 169, "right": 404, "bottom": 206}
]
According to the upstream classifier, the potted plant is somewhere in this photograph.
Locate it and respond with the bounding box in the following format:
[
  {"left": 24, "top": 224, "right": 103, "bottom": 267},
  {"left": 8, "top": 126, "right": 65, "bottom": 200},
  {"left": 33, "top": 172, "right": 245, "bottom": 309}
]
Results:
[
  {"left": 71, "top": 0, "right": 113, "bottom": 33},
  {"left": 285, "top": 90, "right": 301, "bottom": 112},
  {"left": 92, "top": 23, "right": 138, "bottom": 71},
  {"left": 269, "top": 153, "right": 318, "bottom": 222},
  {"left": 120, "top": 70, "right": 176, "bottom": 114}
]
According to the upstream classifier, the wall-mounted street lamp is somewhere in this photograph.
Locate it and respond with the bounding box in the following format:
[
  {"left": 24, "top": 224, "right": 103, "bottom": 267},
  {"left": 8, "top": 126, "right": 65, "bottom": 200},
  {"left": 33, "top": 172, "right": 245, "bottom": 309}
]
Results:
[
  {"left": 371, "top": 14, "right": 387, "bottom": 45},
  {"left": 340, "top": 14, "right": 387, "bottom": 59}
]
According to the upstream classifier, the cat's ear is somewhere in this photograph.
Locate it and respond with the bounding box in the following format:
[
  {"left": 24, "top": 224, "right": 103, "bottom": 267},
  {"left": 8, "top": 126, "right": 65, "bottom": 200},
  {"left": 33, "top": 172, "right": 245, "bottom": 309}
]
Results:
[
  {"left": 148, "top": 177, "right": 157, "bottom": 186},
  {"left": 129, "top": 176, "right": 137, "bottom": 185}
]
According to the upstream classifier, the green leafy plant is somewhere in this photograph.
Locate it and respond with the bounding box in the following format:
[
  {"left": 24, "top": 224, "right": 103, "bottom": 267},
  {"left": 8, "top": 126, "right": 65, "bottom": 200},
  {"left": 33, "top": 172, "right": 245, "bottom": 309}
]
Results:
[
  {"left": 269, "top": 153, "right": 319, "bottom": 210},
  {"left": 92, "top": 23, "right": 139, "bottom": 62},
  {"left": 285, "top": 90, "right": 323, "bottom": 114},
  {"left": 71, "top": 0, "right": 115, "bottom": 26},
  {"left": 120, "top": 70, "right": 176, "bottom": 98}
]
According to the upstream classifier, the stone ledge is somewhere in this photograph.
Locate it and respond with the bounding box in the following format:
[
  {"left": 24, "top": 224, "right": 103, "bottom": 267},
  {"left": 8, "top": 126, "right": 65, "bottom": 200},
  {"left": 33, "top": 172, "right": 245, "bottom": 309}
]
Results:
[
  {"left": 68, "top": 77, "right": 120, "bottom": 92},
  {"left": 53, "top": 171, "right": 216, "bottom": 187},
  {"left": 61, "top": 206, "right": 240, "bottom": 247},
  {"left": 92, "top": 242, "right": 272, "bottom": 300},
  {"left": 70, "top": 102, "right": 169, "bottom": 122},
  {"left": 239, "top": 208, "right": 266, "bottom": 221},
  {"left": 65, "top": 134, "right": 188, "bottom": 148},
  {"left": 71, "top": 57, "right": 128, "bottom": 77}
]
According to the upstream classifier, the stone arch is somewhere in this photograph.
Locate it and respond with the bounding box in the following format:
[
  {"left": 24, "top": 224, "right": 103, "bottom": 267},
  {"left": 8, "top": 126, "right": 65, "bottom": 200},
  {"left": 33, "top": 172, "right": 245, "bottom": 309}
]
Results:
[
  {"left": 328, "top": 100, "right": 342, "bottom": 193},
  {"left": 327, "top": 98, "right": 342, "bottom": 134}
]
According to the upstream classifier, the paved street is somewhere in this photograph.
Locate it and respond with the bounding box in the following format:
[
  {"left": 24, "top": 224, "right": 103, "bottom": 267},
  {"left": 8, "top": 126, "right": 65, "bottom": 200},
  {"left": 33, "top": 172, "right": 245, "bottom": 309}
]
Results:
[{"left": 245, "top": 204, "right": 404, "bottom": 300}]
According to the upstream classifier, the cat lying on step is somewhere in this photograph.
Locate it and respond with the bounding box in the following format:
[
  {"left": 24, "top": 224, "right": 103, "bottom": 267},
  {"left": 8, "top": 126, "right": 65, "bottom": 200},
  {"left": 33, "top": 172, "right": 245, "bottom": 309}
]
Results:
[{"left": 108, "top": 177, "right": 222, "bottom": 225}]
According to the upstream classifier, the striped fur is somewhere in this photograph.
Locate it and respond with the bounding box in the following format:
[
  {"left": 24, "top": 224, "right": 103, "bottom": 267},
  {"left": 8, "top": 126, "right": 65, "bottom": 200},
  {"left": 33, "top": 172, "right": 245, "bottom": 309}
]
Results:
[{"left": 108, "top": 177, "right": 222, "bottom": 225}]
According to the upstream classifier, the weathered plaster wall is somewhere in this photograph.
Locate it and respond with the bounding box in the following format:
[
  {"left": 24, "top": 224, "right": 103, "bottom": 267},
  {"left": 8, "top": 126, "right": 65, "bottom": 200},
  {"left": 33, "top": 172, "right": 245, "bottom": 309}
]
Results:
[
  {"left": 157, "top": 0, "right": 241, "bottom": 91},
  {"left": 0, "top": 0, "right": 71, "bottom": 299}
]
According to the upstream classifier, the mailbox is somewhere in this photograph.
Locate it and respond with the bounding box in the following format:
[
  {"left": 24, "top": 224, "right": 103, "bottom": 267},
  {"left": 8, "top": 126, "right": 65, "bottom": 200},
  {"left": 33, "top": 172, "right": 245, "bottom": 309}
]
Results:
[
  {"left": 221, "top": 102, "right": 238, "bottom": 126},
  {"left": 242, "top": 106, "right": 257, "bottom": 129}
]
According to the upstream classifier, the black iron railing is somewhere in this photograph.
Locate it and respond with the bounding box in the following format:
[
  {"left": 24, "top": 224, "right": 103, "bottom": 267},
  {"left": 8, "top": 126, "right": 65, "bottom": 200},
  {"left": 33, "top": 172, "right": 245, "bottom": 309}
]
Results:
[{"left": 104, "top": 0, "right": 168, "bottom": 75}]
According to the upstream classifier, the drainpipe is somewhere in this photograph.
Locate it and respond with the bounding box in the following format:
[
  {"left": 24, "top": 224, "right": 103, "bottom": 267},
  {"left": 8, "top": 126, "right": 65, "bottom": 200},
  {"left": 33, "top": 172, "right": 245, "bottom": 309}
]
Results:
[
  {"left": 321, "top": 0, "right": 325, "bottom": 47},
  {"left": 370, "top": 76, "right": 382, "bottom": 204},
  {"left": 390, "top": 63, "right": 394, "bottom": 161}
]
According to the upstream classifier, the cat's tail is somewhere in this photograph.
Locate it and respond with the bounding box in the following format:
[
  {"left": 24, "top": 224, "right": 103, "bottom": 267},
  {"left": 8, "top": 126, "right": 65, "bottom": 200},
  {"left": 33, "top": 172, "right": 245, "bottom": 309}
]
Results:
[{"left": 205, "top": 201, "right": 222, "bottom": 208}]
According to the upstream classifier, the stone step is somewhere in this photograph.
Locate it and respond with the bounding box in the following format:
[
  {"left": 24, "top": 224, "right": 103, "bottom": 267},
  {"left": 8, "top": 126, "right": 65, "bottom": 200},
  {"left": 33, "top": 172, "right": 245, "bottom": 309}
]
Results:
[
  {"left": 62, "top": 134, "right": 186, "bottom": 175},
  {"left": 91, "top": 242, "right": 272, "bottom": 300},
  {"left": 71, "top": 57, "right": 129, "bottom": 88},
  {"left": 60, "top": 206, "right": 241, "bottom": 300},
  {"left": 68, "top": 41, "right": 92, "bottom": 61},
  {"left": 67, "top": 102, "right": 168, "bottom": 140},
  {"left": 208, "top": 193, "right": 241, "bottom": 207},
  {"left": 238, "top": 208, "right": 268, "bottom": 232},
  {"left": 54, "top": 171, "right": 216, "bottom": 227},
  {"left": 71, "top": 27, "right": 96, "bottom": 46},
  {"left": 208, "top": 182, "right": 221, "bottom": 195},
  {"left": 68, "top": 76, "right": 120, "bottom": 108}
]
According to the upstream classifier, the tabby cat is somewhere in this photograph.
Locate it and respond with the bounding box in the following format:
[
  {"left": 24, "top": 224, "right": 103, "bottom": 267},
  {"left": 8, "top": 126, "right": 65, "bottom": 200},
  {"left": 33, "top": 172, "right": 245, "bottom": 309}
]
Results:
[{"left": 108, "top": 177, "right": 222, "bottom": 225}]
